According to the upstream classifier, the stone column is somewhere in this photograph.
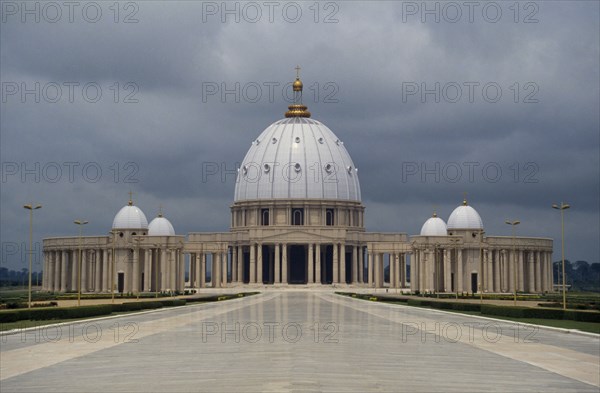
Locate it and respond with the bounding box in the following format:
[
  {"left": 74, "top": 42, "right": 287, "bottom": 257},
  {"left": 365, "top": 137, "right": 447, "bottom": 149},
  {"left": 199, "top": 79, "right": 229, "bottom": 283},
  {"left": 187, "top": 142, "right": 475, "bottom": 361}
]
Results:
[
  {"left": 144, "top": 250, "right": 151, "bottom": 292},
  {"left": 394, "top": 253, "right": 400, "bottom": 289},
  {"left": 179, "top": 251, "right": 185, "bottom": 291},
  {"left": 308, "top": 244, "right": 314, "bottom": 283},
  {"left": 45, "top": 252, "right": 52, "bottom": 291},
  {"left": 195, "top": 252, "right": 201, "bottom": 288},
  {"left": 493, "top": 250, "right": 499, "bottom": 292},
  {"left": 378, "top": 253, "right": 385, "bottom": 288},
  {"left": 232, "top": 247, "right": 238, "bottom": 283},
  {"left": 237, "top": 246, "right": 243, "bottom": 283},
  {"left": 282, "top": 244, "right": 288, "bottom": 284},
  {"left": 160, "top": 248, "right": 167, "bottom": 291},
  {"left": 358, "top": 247, "right": 364, "bottom": 284},
  {"left": 410, "top": 251, "right": 417, "bottom": 292},
  {"left": 170, "top": 250, "right": 177, "bottom": 291},
  {"left": 275, "top": 244, "right": 281, "bottom": 283},
  {"left": 222, "top": 251, "right": 228, "bottom": 287},
  {"left": 485, "top": 250, "right": 494, "bottom": 292},
  {"left": 201, "top": 253, "right": 206, "bottom": 287},
  {"left": 92, "top": 251, "right": 98, "bottom": 291},
  {"left": 456, "top": 248, "right": 463, "bottom": 293},
  {"left": 546, "top": 252, "right": 552, "bottom": 292},
  {"left": 315, "top": 244, "right": 321, "bottom": 284},
  {"left": 60, "top": 250, "right": 68, "bottom": 292},
  {"left": 250, "top": 244, "right": 256, "bottom": 284},
  {"left": 540, "top": 251, "right": 547, "bottom": 292},
  {"left": 339, "top": 243, "right": 346, "bottom": 284},
  {"left": 535, "top": 251, "right": 542, "bottom": 292},
  {"left": 368, "top": 251, "right": 374, "bottom": 287},
  {"left": 132, "top": 247, "right": 139, "bottom": 293},
  {"left": 420, "top": 251, "right": 426, "bottom": 292},
  {"left": 102, "top": 250, "right": 109, "bottom": 292},
  {"left": 70, "top": 251, "right": 78, "bottom": 292},
  {"left": 444, "top": 249, "right": 451, "bottom": 292},
  {"left": 390, "top": 253, "right": 396, "bottom": 288},
  {"left": 211, "top": 253, "right": 218, "bottom": 288},
  {"left": 333, "top": 243, "right": 339, "bottom": 284},
  {"left": 80, "top": 250, "right": 87, "bottom": 292},
  {"left": 402, "top": 253, "right": 409, "bottom": 288},
  {"left": 257, "top": 244, "right": 263, "bottom": 284},
  {"left": 508, "top": 249, "right": 515, "bottom": 293},
  {"left": 352, "top": 246, "right": 358, "bottom": 284},
  {"left": 528, "top": 252, "right": 535, "bottom": 292},
  {"left": 517, "top": 250, "right": 524, "bottom": 291}
]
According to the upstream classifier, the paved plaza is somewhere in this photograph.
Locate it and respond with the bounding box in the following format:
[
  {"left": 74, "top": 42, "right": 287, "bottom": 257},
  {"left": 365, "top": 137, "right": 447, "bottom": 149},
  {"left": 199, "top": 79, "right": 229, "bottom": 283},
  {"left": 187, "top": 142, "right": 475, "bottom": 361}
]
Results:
[{"left": 1, "top": 291, "right": 598, "bottom": 392}]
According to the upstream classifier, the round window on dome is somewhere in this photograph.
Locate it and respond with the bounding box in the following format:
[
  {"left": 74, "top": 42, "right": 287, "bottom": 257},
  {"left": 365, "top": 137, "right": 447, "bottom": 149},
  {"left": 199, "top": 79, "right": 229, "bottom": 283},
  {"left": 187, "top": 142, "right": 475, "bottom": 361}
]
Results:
[
  {"left": 295, "top": 137, "right": 301, "bottom": 143},
  {"left": 347, "top": 165, "right": 352, "bottom": 174},
  {"left": 264, "top": 163, "right": 271, "bottom": 173},
  {"left": 325, "top": 163, "right": 333, "bottom": 173},
  {"left": 318, "top": 137, "right": 324, "bottom": 144},
  {"left": 272, "top": 137, "right": 277, "bottom": 144},
  {"left": 294, "top": 163, "right": 301, "bottom": 172},
  {"left": 242, "top": 165, "right": 248, "bottom": 176}
]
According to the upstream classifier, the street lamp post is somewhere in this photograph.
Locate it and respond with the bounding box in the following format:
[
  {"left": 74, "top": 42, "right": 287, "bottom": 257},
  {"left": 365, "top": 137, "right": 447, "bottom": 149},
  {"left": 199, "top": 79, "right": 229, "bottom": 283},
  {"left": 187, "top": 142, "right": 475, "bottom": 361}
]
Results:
[
  {"left": 23, "top": 204, "right": 42, "bottom": 308},
  {"left": 552, "top": 202, "right": 570, "bottom": 310},
  {"left": 74, "top": 220, "right": 88, "bottom": 306},
  {"left": 505, "top": 220, "right": 520, "bottom": 306}
]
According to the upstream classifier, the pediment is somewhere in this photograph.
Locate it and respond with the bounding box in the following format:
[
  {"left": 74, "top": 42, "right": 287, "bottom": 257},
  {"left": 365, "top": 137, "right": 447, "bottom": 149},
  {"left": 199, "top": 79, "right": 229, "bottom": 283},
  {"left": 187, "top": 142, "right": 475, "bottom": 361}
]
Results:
[{"left": 253, "top": 229, "right": 343, "bottom": 243}]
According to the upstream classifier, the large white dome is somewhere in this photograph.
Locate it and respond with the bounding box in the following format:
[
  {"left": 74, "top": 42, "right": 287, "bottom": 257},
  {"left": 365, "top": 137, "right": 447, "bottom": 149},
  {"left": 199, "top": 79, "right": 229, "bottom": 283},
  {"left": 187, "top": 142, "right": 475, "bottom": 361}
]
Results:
[
  {"left": 420, "top": 214, "right": 448, "bottom": 236},
  {"left": 112, "top": 203, "right": 148, "bottom": 230},
  {"left": 234, "top": 117, "right": 361, "bottom": 202},
  {"left": 148, "top": 215, "right": 175, "bottom": 236},
  {"left": 447, "top": 201, "right": 483, "bottom": 230}
]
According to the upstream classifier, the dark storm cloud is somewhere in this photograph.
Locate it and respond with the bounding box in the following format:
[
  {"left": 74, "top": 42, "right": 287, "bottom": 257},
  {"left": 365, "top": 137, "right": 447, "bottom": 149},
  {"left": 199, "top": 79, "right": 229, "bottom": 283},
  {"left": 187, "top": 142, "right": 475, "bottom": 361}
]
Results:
[{"left": 1, "top": 1, "right": 598, "bottom": 271}]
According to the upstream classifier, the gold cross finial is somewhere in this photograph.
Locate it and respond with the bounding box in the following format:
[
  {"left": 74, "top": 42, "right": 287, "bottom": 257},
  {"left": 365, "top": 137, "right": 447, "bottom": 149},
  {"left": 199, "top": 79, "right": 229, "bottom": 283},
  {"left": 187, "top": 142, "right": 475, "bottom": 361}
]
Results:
[
  {"left": 128, "top": 191, "right": 134, "bottom": 206},
  {"left": 295, "top": 65, "right": 301, "bottom": 79},
  {"left": 158, "top": 204, "right": 163, "bottom": 217},
  {"left": 433, "top": 205, "right": 438, "bottom": 217},
  {"left": 463, "top": 192, "right": 468, "bottom": 206}
]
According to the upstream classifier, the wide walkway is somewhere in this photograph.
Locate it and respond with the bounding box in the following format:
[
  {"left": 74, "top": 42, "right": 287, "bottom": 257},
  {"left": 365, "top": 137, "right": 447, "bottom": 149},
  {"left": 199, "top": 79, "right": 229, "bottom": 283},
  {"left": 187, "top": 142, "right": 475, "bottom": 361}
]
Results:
[{"left": 1, "top": 291, "right": 598, "bottom": 392}]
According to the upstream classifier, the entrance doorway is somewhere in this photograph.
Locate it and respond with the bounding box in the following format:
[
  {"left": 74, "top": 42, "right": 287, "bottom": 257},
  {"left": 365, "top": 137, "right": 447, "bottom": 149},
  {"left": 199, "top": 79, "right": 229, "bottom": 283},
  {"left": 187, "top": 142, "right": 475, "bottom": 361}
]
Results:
[
  {"left": 471, "top": 273, "right": 478, "bottom": 293},
  {"left": 118, "top": 272, "right": 124, "bottom": 293},
  {"left": 289, "top": 245, "right": 307, "bottom": 284}
]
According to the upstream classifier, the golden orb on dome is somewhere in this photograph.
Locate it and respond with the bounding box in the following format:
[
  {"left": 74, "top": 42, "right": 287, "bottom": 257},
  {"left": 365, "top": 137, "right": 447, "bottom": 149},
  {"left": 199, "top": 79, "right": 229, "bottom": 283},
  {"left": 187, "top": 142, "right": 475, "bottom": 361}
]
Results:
[{"left": 293, "top": 78, "right": 303, "bottom": 91}]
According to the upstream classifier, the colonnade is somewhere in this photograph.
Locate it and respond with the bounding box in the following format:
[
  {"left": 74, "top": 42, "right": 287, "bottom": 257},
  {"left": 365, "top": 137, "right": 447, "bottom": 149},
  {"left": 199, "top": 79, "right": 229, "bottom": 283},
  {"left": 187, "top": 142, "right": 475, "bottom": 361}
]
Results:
[
  {"left": 42, "top": 247, "right": 185, "bottom": 293},
  {"left": 411, "top": 247, "right": 554, "bottom": 293}
]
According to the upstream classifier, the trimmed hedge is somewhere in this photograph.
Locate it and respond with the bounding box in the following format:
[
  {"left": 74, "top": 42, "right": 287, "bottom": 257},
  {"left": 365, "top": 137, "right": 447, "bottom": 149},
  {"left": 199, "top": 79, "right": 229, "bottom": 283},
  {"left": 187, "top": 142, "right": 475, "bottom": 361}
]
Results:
[
  {"left": 342, "top": 293, "right": 599, "bottom": 323},
  {"left": 481, "top": 304, "right": 600, "bottom": 322},
  {"left": 0, "top": 305, "right": 114, "bottom": 323},
  {"left": 450, "top": 303, "right": 481, "bottom": 312}
]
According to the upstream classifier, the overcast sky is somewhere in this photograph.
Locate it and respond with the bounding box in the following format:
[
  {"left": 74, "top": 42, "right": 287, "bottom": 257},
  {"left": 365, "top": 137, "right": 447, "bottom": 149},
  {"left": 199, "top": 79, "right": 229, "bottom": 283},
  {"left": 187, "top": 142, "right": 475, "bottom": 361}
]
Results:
[{"left": 1, "top": 1, "right": 598, "bottom": 272}]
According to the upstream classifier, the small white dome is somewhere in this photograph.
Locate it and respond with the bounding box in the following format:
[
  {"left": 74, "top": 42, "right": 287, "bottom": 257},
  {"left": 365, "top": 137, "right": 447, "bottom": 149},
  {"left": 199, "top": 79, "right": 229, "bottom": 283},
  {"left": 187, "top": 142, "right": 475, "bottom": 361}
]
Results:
[
  {"left": 148, "top": 215, "right": 175, "bottom": 236},
  {"left": 447, "top": 201, "right": 483, "bottom": 230},
  {"left": 112, "top": 202, "right": 148, "bottom": 230},
  {"left": 420, "top": 214, "right": 447, "bottom": 236}
]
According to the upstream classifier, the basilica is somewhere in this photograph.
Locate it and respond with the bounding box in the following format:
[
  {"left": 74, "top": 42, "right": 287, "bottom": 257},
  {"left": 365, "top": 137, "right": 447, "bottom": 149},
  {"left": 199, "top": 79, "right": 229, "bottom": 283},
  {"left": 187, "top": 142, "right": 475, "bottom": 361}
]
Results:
[{"left": 42, "top": 73, "right": 554, "bottom": 294}]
